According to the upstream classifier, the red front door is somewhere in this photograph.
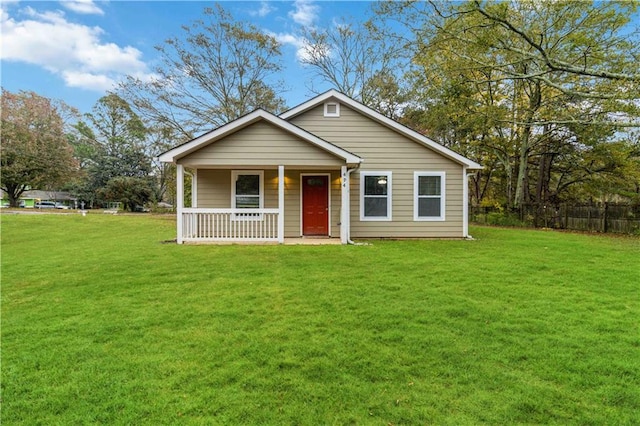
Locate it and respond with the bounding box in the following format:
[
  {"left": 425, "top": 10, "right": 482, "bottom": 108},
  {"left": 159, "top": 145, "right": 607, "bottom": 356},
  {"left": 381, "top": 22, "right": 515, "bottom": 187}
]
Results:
[{"left": 302, "top": 175, "right": 329, "bottom": 236}]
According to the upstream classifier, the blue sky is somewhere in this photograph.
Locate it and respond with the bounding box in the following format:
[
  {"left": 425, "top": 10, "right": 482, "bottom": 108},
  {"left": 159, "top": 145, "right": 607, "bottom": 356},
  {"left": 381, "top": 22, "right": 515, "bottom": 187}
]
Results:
[{"left": 1, "top": 0, "right": 377, "bottom": 114}]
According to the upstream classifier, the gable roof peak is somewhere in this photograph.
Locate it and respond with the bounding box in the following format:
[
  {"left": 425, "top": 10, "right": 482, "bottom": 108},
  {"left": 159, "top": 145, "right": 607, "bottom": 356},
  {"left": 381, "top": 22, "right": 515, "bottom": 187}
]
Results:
[
  {"left": 158, "top": 105, "right": 362, "bottom": 164},
  {"left": 280, "top": 90, "right": 482, "bottom": 170}
]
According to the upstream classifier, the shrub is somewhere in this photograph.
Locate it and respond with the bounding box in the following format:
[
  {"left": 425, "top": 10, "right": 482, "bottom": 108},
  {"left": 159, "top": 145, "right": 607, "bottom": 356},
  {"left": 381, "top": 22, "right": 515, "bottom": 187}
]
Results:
[{"left": 485, "top": 211, "right": 529, "bottom": 227}]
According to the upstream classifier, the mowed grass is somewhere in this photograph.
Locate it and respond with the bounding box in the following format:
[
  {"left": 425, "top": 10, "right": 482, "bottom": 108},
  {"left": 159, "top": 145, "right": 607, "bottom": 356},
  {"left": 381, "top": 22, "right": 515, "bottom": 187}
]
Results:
[{"left": 1, "top": 213, "right": 639, "bottom": 425}]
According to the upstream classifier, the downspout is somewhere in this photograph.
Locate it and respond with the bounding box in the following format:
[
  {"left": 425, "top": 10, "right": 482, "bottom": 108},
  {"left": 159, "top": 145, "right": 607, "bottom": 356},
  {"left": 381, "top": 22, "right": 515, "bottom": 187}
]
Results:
[
  {"left": 346, "top": 164, "right": 360, "bottom": 245},
  {"left": 465, "top": 171, "right": 477, "bottom": 240}
]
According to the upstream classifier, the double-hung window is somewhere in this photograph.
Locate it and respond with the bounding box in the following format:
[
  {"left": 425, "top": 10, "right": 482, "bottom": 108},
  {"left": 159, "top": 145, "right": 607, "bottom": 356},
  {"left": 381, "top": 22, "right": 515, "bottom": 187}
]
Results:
[
  {"left": 360, "top": 171, "right": 392, "bottom": 221},
  {"left": 414, "top": 172, "right": 445, "bottom": 221},
  {"left": 232, "top": 170, "right": 263, "bottom": 219}
]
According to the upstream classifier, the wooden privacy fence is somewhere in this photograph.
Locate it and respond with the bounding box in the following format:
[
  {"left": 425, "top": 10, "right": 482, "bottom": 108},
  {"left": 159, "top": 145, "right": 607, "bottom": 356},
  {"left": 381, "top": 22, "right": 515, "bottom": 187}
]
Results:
[
  {"left": 471, "top": 203, "right": 640, "bottom": 234},
  {"left": 558, "top": 203, "right": 640, "bottom": 234}
]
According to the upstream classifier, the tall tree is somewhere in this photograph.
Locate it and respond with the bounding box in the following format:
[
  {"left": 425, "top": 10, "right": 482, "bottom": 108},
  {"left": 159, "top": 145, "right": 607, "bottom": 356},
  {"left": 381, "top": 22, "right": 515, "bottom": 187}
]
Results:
[
  {"left": 73, "top": 93, "right": 152, "bottom": 206},
  {"left": 377, "top": 0, "right": 640, "bottom": 211},
  {"left": 98, "top": 176, "right": 154, "bottom": 212},
  {"left": 146, "top": 124, "right": 181, "bottom": 205},
  {"left": 1, "top": 89, "right": 78, "bottom": 206},
  {"left": 119, "top": 4, "right": 286, "bottom": 141},
  {"left": 300, "top": 20, "right": 408, "bottom": 118}
]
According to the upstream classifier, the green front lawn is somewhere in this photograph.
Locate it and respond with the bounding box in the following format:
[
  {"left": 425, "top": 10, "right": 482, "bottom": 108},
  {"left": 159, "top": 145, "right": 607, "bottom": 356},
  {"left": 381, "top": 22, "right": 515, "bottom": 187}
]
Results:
[{"left": 2, "top": 213, "right": 639, "bottom": 424}]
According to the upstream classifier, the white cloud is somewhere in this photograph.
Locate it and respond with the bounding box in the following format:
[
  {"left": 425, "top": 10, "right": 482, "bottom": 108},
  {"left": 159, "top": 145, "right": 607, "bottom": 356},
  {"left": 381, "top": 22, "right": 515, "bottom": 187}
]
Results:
[
  {"left": 249, "top": 1, "right": 275, "bottom": 18},
  {"left": 288, "top": 0, "right": 319, "bottom": 27},
  {"left": 271, "top": 31, "right": 331, "bottom": 64},
  {"left": 271, "top": 31, "right": 309, "bottom": 62},
  {"left": 273, "top": 32, "right": 302, "bottom": 47},
  {"left": 0, "top": 6, "right": 152, "bottom": 92},
  {"left": 62, "top": 70, "right": 114, "bottom": 91},
  {"left": 0, "top": 0, "right": 19, "bottom": 20},
  {"left": 60, "top": 0, "right": 104, "bottom": 15}
]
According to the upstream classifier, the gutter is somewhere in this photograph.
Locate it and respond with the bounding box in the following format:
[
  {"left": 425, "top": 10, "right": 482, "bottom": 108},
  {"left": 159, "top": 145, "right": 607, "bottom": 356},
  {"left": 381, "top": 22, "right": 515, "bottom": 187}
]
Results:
[{"left": 346, "top": 164, "right": 361, "bottom": 245}]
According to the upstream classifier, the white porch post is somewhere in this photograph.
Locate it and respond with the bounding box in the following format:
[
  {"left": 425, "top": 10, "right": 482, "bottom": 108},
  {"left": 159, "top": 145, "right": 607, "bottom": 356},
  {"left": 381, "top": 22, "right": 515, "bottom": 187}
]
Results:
[
  {"left": 278, "top": 165, "right": 285, "bottom": 243},
  {"left": 463, "top": 167, "right": 469, "bottom": 238},
  {"left": 340, "top": 165, "right": 349, "bottom": 244},
  {"left": 176, "top": 163, "right": 184, "bottom": 244}
]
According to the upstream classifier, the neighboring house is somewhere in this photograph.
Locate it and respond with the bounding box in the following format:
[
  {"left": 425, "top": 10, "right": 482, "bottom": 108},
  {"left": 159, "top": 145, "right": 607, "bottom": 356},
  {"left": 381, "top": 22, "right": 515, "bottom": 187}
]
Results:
[
  {"left": 1, "top": 190, "right": 76, "bottom": 208},
  {"left": 159, "top": 90, "right": 482, "bottom": 244}
]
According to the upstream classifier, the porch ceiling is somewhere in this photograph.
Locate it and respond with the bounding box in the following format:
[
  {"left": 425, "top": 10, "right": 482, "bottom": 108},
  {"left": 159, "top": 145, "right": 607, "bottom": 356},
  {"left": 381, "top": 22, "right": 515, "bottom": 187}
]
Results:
[{"left": 177, "top": 164, "right": 350, "bottom": 170}]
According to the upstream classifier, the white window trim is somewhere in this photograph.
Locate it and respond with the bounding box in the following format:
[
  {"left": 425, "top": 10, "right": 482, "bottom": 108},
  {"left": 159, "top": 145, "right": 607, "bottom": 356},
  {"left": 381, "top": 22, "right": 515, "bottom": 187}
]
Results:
[
  {"left": 360, "top": 171, "right": 392, "bottom": 221},
  {"left": 231, "top": 170, "right": 264, "bottom": 220},
  {"left": 414, "top": 171, "right": 446, "bottom": 221},
  {"left": 324, "top": 102, "right": 340, "bottom": 117}
]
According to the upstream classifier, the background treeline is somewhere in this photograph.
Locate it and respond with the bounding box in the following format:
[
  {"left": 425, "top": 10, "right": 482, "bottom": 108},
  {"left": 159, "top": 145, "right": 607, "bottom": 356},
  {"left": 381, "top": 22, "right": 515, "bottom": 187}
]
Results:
[{"left": 2, "top": 1, "right": 638, "bottom": 229}]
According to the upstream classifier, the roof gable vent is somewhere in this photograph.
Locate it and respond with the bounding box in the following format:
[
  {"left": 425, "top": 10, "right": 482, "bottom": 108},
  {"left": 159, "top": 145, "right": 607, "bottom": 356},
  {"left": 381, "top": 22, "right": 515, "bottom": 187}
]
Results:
[{"left": 324, "top": 101, "right": 340, "bottom": 117}]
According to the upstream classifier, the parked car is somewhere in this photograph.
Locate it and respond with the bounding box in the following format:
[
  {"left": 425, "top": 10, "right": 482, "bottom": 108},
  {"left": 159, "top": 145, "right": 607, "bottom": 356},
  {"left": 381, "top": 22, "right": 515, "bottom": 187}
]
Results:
[
  {"left": 35, "top": 201, "right": 56, "bottom": 209},
  {"left": 35, "top": 201, "right": 70, "bottom": 209}
]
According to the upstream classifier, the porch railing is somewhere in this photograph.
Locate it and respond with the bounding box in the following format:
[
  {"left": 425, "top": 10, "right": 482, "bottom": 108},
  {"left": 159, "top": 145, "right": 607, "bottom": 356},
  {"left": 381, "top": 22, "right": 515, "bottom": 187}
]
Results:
[{"left": 181, "top": 208, "right": 280, "bottom": 242}]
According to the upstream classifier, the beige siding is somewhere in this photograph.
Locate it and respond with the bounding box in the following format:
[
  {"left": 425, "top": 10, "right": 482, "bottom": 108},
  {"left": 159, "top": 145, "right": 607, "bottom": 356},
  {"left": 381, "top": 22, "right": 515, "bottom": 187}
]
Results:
[
  {"left": 197, "top": 170, "right": 231, "bottom": 208},
  {"left": 179, "top": 121, "right": 344, "bottom": 167},
  {"left": 197, "top": 169, "right": 341, "bottom": 238},
  {"left": 291, "top": 104, "right": 465, "bottom": 238}
]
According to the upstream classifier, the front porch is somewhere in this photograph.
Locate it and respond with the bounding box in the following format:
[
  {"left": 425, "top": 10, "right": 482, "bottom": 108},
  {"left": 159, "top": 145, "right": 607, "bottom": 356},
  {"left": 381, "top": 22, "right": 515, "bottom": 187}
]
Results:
[
  {"left": 159, "top": 108, "right": 364, "bottom": 245},
  {"left": 176, "top": 164, "right": 353, "bottom": 244},
  {"left": 181, "top": 208, "right": 281, "bottom": 243}
]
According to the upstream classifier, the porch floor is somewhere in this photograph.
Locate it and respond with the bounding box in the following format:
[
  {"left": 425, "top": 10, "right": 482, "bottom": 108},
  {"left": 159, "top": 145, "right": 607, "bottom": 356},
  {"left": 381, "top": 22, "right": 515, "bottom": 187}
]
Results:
[
  {"left": 284, "top": 237, "right": 342, "bottom": 245},
  {"left": 182, "top": 237, "right": 342, "bottom": 245}
]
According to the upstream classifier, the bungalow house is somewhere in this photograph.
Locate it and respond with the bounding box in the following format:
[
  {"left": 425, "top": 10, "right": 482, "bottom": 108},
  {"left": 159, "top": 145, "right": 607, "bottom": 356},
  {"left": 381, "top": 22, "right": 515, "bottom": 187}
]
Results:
[{"left": 159, "top": 90, "right": 482, "bottom": 244}]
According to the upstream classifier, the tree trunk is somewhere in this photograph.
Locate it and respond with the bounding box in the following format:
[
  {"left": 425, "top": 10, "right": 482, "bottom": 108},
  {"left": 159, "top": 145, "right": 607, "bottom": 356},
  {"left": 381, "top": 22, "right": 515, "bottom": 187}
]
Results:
[
  {"left": 3, "top": 183, "right": 26, "bottom": 207},
  {"left": 514, "top": 81, "right": 541, "bottom": 208},
  {"left": 514, "top": 137, "right": 530, "bottom": 208},
  {"left": 535, "top": 125, "right": 553, "bottom": 207}
]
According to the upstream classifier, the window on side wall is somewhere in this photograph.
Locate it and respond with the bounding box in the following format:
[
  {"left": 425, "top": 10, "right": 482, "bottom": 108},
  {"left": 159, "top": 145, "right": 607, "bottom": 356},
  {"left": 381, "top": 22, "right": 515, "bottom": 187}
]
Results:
[
  {"left": 414, "top": 172, "right": 445, "bottom": 221},
  {"left": 232, "top": 170, "right": 263, "bottom": 219},
  {"left": 360, "top": 171, "right": 392, "bottom": 221}
]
